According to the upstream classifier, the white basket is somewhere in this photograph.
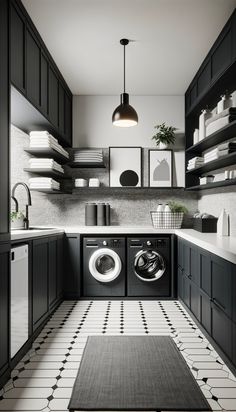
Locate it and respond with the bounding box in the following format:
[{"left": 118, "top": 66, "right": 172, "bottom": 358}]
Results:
[{"left": 150, "top": 211, "right": 184, "bottom": 229}]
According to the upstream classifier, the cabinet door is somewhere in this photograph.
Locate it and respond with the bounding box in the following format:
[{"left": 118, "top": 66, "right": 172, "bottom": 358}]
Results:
[
  {"left": 11, "top": 2, "right": 25, "bottom": 92},
  {"left": 32, "top": 238, "right": 48, "bottom": 330},
  {"left": 182, "top": 241, "right": 190, "bottom": 277},
  {"left": 199, "top": 249, "right": 211, "bottom": 296},
  {"left": 211, "top": 24, "right": 232, "bottom": 82},
  {"left": 190, "top": 281, "right": 200, "bottom": 321},
  {"left": 57, "top": 236, "right": 64, "bottom": 299},
  {"left": 177, "top": 238, "right": 183, "bottom": 269},
  {"left": 177, "top": 267, "right": 183, "bottom": 299},
  {"left": 190, "top": 245, "right": 200, "bottom": 286},
  {"left": 48, "top": 237, "right": 57, "bottom": 308},
  {"left": 49, "top": 66, "right": 58, "bottom": 127},
  {"left": 197, "top": 59, "right": 211, "bottom": 98},
  {"left": 233, "top": 322, "right": 236, "bottom": 368},
  {"left": 65, "top": 236, "right": 80, "bottom": 298},
  {"left": 40, "top": 52, "right": 48, "bottom": 116},
  {"left": 0, "top": 243, "right": 10, "bottom": 374},
  {"left": 58, "top": 83, "right": 65, "bottom": 136},
  {"left": 232, "top": 265, "right": 236, "bottom": 323},
  {"left": 211, "top": 302, "right": 232, "bottom": 359},
  {"left": 26, "top": 28, "right": 40, "bottom": 107},
  {"left": 183, "top": 274, "right": 191, "bottom": 308},
  {"left": 200, "top": 292, "right": 211, "bottom": 335},
  {"left": 64, "top": 92, "right": 72, "bottom": 146},
  {"left": 211, "top": 255, "right": 232, "bottom": 318}
]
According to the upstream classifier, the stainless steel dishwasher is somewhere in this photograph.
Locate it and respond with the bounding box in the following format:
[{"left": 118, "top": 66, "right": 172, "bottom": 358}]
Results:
[{"left": 11, "top": 244, "right": 29, "bottom": 358}]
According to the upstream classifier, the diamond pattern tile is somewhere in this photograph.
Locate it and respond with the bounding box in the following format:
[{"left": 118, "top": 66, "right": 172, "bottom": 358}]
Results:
[{"left": 0, "top": 299, "right": 235, "bottom": 411}]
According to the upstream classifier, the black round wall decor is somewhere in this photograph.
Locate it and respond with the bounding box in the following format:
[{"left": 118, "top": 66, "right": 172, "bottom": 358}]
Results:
[{"left": 119, "top": 170, "right": 139, "bottom": 186}]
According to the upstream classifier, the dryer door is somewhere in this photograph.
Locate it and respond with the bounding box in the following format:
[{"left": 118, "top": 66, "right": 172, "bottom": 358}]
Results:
[
  {"left": 134, "top": 250, "right": 166, "bottom": 282},
  {"left": 89, "top": 248, "right": 122, "bottom": 283}
]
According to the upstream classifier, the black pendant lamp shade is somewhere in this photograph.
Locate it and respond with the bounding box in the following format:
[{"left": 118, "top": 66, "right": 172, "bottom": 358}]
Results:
[{"left": 112, "top": 39, "right": 138, "bottom": 127}]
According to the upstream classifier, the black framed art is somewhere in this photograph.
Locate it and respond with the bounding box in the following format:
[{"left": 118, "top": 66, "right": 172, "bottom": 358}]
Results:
[
  {"left": 109, "top": 147, "right": 142, "bottom": 187},
  {"left": 148, "top": 149, "right": 173, "bottom": 187}
]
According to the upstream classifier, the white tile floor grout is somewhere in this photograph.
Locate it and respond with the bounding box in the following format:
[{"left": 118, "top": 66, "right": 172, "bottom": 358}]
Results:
[{"left": 0, "top": 300, "right": 236, "bottom": 411}]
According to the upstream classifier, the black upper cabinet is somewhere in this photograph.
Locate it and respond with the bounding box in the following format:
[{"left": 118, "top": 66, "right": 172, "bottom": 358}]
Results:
[
  {"left": 10, "top": 0, "right": 73, "bottom": 146},
  {"left": 40, "top": 52, "right": 48, "bottom": 116},
  {"left": 197, "top": 59, "right": 211, "bottom": 98},
  {"left": 48, "top": 237, "right": 57, "bottom": 309},
  {"left": 211, "top": 23, "right": 232, "bottom": 82},
  {"left": 26, "top": 27, "right": 40, "bottom": 107},
  {"left": 49, "top": 66, "right": 59, "bottom": 128},
  {"left": 10, "top": 2, "right": 25, "bottom": 93}
]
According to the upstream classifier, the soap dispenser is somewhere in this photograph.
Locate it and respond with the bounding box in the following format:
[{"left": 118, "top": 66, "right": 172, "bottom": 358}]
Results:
[
  {"left": 199, "top": 108, "right": 212, "bottom": 141},
  {"left": 217, "top": 92, "right": 233, "bottom": 114},
  {"left": 217, "top": 209, "right": 229, "bottom": 236}
]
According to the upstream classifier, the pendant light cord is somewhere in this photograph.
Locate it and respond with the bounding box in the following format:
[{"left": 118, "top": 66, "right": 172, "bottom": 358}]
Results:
[{"left": 123, "top": 43, "right": 126, "bottom": 93}]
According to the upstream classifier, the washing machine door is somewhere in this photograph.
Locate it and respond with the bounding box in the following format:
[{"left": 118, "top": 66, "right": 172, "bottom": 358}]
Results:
[
  {"left": 134, "top": 250, "right": 166, "bottom": 282},
  {"left": 89, "top": 248, "right": 122, "bottom": 283}
]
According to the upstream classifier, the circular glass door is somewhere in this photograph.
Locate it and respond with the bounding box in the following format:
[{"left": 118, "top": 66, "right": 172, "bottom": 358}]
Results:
[
  {"left": 134, "top": 250, "right": 166, "bottom": 282},
  {"left": 89, "top": 248, "right": 122, "bottom": 282}
]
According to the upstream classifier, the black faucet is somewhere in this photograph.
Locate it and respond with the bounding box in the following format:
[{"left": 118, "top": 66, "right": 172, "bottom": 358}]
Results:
[{"left": 11, "top": 182, "right": 32, "bottom": 230}]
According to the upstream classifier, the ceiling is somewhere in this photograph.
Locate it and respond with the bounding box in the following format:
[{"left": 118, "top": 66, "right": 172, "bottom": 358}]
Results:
[{"left": 22, "top": 0, "right": 236, "bottom": 96}]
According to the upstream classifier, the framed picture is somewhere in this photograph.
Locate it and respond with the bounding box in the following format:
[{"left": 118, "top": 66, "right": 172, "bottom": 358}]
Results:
[
  {"left": 148, "top": 149, "right": 173, "bottom": 187},
  {"left": 109, "top": 147, "right": 142, "bottom": 187}
]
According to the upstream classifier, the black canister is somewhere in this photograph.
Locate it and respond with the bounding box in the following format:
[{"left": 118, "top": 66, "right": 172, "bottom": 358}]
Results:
[
  {"left": 97, "top": 203, "right": 106, "bottom": 226},
  {"left": 85, "top": 203, "right": 97, "bottom": 226},
  {"left": 105, "top": 203, "right": 110, "bottom": 226}
]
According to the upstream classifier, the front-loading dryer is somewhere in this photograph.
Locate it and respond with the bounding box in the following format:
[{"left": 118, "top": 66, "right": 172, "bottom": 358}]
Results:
[
  {"left": 127, "top": 237, "right": 171, "bottom": 297},
  {"left": 83, "top": 237, "right": 126, "bottom": 297}
]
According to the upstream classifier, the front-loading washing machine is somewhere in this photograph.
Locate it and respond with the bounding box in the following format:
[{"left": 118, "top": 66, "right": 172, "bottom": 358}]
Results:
[
  {"left": 127, "top": 237, "right": 171, "bottom": 297},
  {"left": 83, "top": 237, "right": 126, "bottom": 297}
]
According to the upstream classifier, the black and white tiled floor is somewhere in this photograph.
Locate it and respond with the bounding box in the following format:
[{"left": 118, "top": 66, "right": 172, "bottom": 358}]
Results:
[{"left": 1, "top": 300, "right": 236, "bottom": 411}]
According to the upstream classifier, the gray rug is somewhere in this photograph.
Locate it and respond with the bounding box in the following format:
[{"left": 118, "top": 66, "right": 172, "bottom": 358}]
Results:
[{"left": 68, "top": 336, "right": 211, "bottom": 411}]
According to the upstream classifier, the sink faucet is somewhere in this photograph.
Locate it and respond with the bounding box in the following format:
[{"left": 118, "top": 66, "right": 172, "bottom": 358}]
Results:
[{"left": 11, "top": 182, "right": 32, "bottom": 230}]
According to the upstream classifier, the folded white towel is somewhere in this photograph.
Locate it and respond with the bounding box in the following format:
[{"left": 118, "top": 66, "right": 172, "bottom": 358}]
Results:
[
  {"left": 30, "top": 131, "right": 49, "bottom": 136},
  {"left": 206, "top": 116, "right": 231, "bottom": 137}
]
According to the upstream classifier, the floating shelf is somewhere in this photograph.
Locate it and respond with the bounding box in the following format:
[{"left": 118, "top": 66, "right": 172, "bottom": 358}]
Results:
[
  {"left": 186, "top": 178, "right": 236, "bottom": 191},
  {"left": 24, "top": 147, "right": 69, "bottom": 164},
  {"left": 186, "top": 121, "right": 236, "bottom": 154},
  {"left": 30, "top": 188, "right": 71, "bottom": 194},
  {"left": 68, "top": 162, "right": 106, "bottom": 169},
  {"left": 72, "top": 186, "right": 185, "bottom": 192},
  {"left": 24, "top": 168, "right": 68, "bottom": 179},
  {"left": 186, "top": 152, "right": 236, "bottom": 176}
]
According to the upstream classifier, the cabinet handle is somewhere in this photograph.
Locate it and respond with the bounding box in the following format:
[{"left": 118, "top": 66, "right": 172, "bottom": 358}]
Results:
[
  {"left": 212, "top": 298, "right": 225, "bottom": 312},
  {"left": 188, "top": 274, "right": 192, "bottom": 279}
]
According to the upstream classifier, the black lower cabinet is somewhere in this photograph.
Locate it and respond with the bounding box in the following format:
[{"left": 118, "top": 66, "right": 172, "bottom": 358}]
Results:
[
  {"left": 182, "top": 274, "right": 191, "bottom": 308},
  {"left": 48, "top": 237, "right": 57, "bottom": 309},
  {"left": 65, "top": 235, "right": 81, "bottom": 298},
  {"left": 200, "top": 292, "right": 211, "bottom": 335},
  {"left": 57, "top": 235, "right": 64, "bottom": 299},
  {"left": 32, "top": 238, "right": 49, "bottom": 332},
  {"left": 233, "top": 322, "right": 236, "bottom": 367},
  {"left": 0, "top": 243, "right": 10, "bottom": 385},
  {"left": 211, "top": 302, "right": 232, "bottom": 359},
  {"left": 190, "top": 281, "right": 200, "bottom": 321},
  {"left": 177, "top": 267, "right": 183, "bottom": 300}
]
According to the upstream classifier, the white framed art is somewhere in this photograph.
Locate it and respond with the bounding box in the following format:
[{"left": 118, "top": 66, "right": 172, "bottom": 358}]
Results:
[
  {"left": 109, "top": 147, "right": 142, "bottom": 187},
  {"left": 149, "top": 149, "right": 173, "bottom": 187}
]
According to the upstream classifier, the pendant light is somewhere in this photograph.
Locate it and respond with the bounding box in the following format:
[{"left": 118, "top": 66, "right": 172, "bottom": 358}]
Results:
[{"left": 112, "top": 38, "right": 138, "bottom": 127}]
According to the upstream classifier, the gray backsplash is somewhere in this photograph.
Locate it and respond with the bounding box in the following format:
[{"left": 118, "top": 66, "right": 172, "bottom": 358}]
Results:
[{"left": 11, "top": 125, "right": 198, "bottom": 228}]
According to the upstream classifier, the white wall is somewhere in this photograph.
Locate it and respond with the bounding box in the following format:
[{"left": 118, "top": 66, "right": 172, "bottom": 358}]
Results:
[{"left": 73, "top": 95, "right": 185, "bottom": 186}]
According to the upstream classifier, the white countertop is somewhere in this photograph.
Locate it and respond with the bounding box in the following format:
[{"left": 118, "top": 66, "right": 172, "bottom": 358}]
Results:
[{"left": 11, "top": 226, "right": 236, "bottom": 265}]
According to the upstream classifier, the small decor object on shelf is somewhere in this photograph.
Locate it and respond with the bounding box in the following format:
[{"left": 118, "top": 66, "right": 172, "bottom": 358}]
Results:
[
  {"left": 193, "top": 128, "right": 199, "bottom": 145},
  {"left": 10, "top": 211, "right": 25, "bottom": 230},
  {"left": 75, "top": 178, "right": 87, "bottom": 187},
  {"left": 199, "top": 175, "right": 215, "bottom": 185},
  {"left": 198, "top": 108, "right": 212, "bottom": 141},
  {"left": 217, "top": 92, "right": 233, "bottom": 114},
  {"left": 151, "top": 123, "right": 176, "bottom": 149},
  {"left": 149, "top": 149, "right": 172, "bottom": 187},
  {"left": 193, "top": 212, "right": 217, "bottom": 233},
  {"left": 89, "top": 178, "right": 100, "bottom": 187},
  {"left": 109, "top": 147, "right": 142, "bottom": 187}
]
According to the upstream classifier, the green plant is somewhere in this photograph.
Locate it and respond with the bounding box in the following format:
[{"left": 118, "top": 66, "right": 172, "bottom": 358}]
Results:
[
  {"left": 152, "top": 122, "right": 177, "bottom": 145},
  {"left": 10, "top": 211, "right": 24, "bottom": 222},
  {"left": 169, "top": 201, "right": 188, "bottom": 214}
]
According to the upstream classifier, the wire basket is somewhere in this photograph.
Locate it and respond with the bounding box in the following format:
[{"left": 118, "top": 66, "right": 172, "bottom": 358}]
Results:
[{"left": 150, "top": 211, "right": 184, "bottom": 229}]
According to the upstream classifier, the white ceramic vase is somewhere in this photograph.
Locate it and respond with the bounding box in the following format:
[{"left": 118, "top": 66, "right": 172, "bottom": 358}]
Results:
[{"left": 157, "top": 142, "right": 168, "bottom": 150}]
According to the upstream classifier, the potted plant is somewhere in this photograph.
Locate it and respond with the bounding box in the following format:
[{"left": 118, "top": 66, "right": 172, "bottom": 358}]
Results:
[
  {"left": 152, "top": 122, "right": 177, "bottom": 149},
  {"left": 169, "top": 201, "right": 188, "bottom": 214},
  {"left": 168, "top": 201, "right": 188, "bottom": 229},
  {"left": 11, "top": 211, "right": 25, "bottom": 230}
]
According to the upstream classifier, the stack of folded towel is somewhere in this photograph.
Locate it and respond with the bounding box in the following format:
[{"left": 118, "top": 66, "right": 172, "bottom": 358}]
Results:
[
  {"left": 205, "top": 107, "right": 236, "bottom": 137},
  {"left": 187, "top": 157, "right": 204, "bottom": 170},
  {"left": 29, "top": 177, "right": 60, "bottom": 191},
  {"left": 204, "top": 141, "right": 236, "bottom": 163},
  {"left": 28, "top": 158, "right": 64, "bottom": 174},
  {"left": 73, "top": 149, "right": 103, "bottom": 164},
  {"left": 29, "top": 131, "right": 69, "bottom": 159}
]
